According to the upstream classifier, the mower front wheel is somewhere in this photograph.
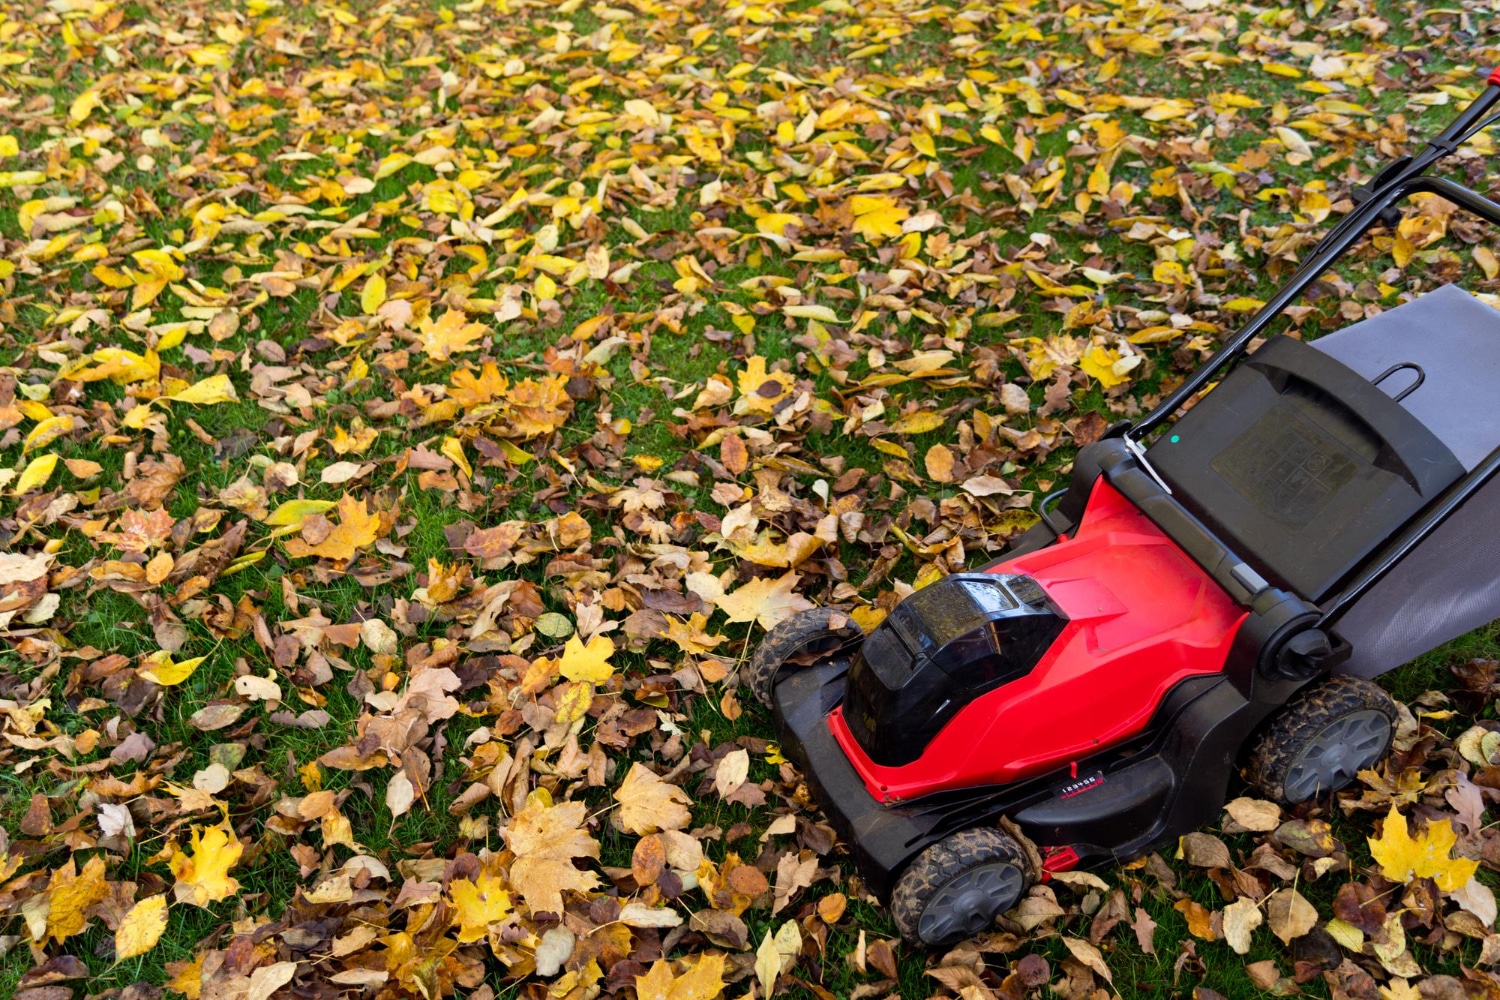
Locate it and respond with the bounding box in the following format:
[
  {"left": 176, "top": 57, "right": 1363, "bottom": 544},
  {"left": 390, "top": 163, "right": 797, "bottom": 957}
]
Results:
[
  {"left": 1246, "top": 674, "right": 1397, "bottom": 805},
  {"left": 746, "top": 607, "right": 863, "bottom": 706},
  {"left": 891, "top": 827, "right": 1034, "bottom": 948}
]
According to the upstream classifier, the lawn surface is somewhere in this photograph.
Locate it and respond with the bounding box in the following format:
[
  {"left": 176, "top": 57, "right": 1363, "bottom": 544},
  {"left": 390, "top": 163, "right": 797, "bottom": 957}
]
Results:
[{"left": 3, "top": 0, "right": 1500, "bottom": 998}]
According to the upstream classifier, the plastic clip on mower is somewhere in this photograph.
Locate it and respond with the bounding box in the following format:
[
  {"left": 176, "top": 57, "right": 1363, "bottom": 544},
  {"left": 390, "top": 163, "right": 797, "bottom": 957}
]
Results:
[{"left": 748, "top": 68, "right": 1500, "bottom": 949}]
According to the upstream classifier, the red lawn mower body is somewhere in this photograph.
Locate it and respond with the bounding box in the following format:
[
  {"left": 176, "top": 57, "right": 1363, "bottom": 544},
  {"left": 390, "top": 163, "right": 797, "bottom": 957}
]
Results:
[
  {"left": 761, "top": 74, "right": 1500, "bottom": 946},
  {"left": 829, "top": 482, "right": 1246, "bottom": 801}
]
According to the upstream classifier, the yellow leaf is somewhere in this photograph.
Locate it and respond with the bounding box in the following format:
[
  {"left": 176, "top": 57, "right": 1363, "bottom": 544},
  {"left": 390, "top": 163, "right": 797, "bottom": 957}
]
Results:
[
  {"left": 1127, "top": 326, "right": 1182, "bottom": 345},
  {"left": 911, "top": 132, "right": 937, "bottom": 158},
  {"left": 140, "top": 653, "right": 207, "bottom": 687},
  {"left": 623, "top": 99, "right": 661, "bottom": 127},
  {"left": 283, "top": 493, "right": 385, "bottom": 561},
  {"left": 1475, "top": 246, "right": 1499, "bottom": 280},
  {"left": 636, "top": 954, "right": 726, "bottom": 1000},
  {"left": 783, "top": 304, "right": 840, "bottom": 323},
  {"left": 707, "top": 571, "right": 814, "bottom": 630},
  {"left": 23, "top": 415, "right": 72, "bottom": 453},
  {"left": 1223, "top": 297, "right": 1266, "bottom": 313},
  {"left": 361, "top": 273, "right": 387, "bottom": 315},
  {"left": 131, "top": 248, "right": 184, "bottom": 281},
  {"left": 374, "top": 152, "right": 412, "bottom": 180},
  {"left": 1079, "top": 346, "right": 1135, "bottom": 389},
  {"left": 116, "top": 895, "right": 170, "bottom": 960},
  {"left": 500, "top": 375, "right": 573, "bottom": 439},
  {"left": 449, "top": 873, "right": 511, "bottom": 943},
  {"left": 122, "top": 403, "right": 158, "bottom": 430},
  {"left": 70, "top": 90, "right": 102, "bottom": 123},
  {"left": 1325, "top": 917, "right": 1365, "bottom": 952},
  {"left": 41, "top": 856, "right": 110, "bottom": 944},
  {"left": 264, "top": 498, "right": 337, "bottom": 527},
  {"left": 0, "top": 135, "right": 16, "bottom": 158},
  {"left": 847, "top": 194, "right": 909, "bottom": 242},
  {"left": 441, "top": 436, "right": 472, "bottom": 478},
  {"left": 1142, "top": 99, "right": 1193, "bottom": 121},
  {"left": 890, "top": 411, "right": 945, "bottom": 435},
  {"left": 736, "top": 356, "right": 794, "bottom": 414},
  {"left": 417, "top": 308, "right": 487, "bottom": 361},
  {"left": 168, "top": 374, "right": 238, "bottom": 406},
  {"left": 1368, "top": 806, "right": 1479, "bottom": 892},
  {"left": 15, "top": 452, "right": 58, "bottom": 495},
  {"left": 1152, "top": 260, "right": 1188, "bottom": 283},
  {"left": 552, "top": 679, "right": 593, "bottom": 726},
  {"left": 169, "top": 822, "right": 243, "bottom": 907},
  {"left": 755, "top": 213, "right": 801, "bottom": 237},
  {"left": 559, "top": 633, "right": 615, "bottom": 684}
]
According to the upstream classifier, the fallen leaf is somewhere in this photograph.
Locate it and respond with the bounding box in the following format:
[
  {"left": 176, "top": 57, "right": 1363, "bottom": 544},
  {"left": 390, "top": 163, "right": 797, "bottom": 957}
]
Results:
[
  {"left": 503, "top": 791, "right": 601, "bottom": 915},
  {"left": 614, "top": 763, "right": 692, "bottom": 835},
  {"left": 115, "top": 895, "right": 170, "bottom": 960},
  {"left": 1367, "top": 806, "right": 1478, "bottom": 891}
]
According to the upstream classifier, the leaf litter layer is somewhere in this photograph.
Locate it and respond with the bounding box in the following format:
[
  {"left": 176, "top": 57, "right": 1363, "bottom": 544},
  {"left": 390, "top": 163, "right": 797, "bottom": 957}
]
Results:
[{"left": 2, "top": 0, "right": 1500, "bottom": 998}]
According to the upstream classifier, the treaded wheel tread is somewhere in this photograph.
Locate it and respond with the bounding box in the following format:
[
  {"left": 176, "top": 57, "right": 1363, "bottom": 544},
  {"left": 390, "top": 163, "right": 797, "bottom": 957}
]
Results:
[
  {"left": 746, "top": 607, "right": 863, "bottom": 706},
  {"left": 1245, "top": 674, "right": 1396, "bottom": 804},
  {"left": 891, "top": 826, "right": 1033, "bottom": 946}
]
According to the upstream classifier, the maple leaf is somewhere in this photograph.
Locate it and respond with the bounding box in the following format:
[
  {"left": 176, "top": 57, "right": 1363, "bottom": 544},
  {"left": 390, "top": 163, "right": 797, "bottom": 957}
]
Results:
[
  {"left": 449, "top": 362, "right": 509, "bottom": 408},
  {"left": 1367, "top": 806, "right": 1479, "bottom": 892},
  {"left": 449, "top": 873, "right": 512, "bottom": 943},
  {"left": 1079, "top": 345, "right": 1140, "bottom": 388},
  {"left": 699, "top": 571, "right": 815, "bottom": 630},
  {"left": 635, "top": 954, "right": 727, "bottom": 1000},
  {"left": 40, "top": 855, "right": 109, "bottom": 944},
  {"left": 558, "top": 633, "right": 614, "bottom": 684},
  {"left": 503, "top": 791, "right": 601, "bottom": 915},
  {"left": 116, "top": 894, "right": 170, "bottom": 960},
  {"left": 614, "top": 763, "right": 692, "bottom": 835},
  {"left": 138, "top": 651, "right": 208, "bottom": 686},
  {"left": 661, "top": 612, "right": 727, "bottom": 655},
  {"left": 847, "top": 194, "right": 909, "bottom": 241},
  {"left": 736, "top": 356, "right": 794, "bottom": 415},
  {"left": 499, "top": 375, "right": 573, "bottom": 439},
  {"left": 417, "top": 308, "right": 487, "bottom": 361},
  {"left": 283, "top": 493, "right": 386, "bottom": 562},
  {"left": 169, "top": 821, "right": 243, "bottom": 907}
]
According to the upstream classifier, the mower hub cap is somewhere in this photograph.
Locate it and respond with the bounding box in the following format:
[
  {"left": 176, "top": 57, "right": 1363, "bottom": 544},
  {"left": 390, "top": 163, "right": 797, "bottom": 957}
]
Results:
[
  {"left": 919, "top": 863, "right": 1023, "bottom": 944},
  {"left": 1284, "top": 709, "right": 1390, "bottom": 802}
]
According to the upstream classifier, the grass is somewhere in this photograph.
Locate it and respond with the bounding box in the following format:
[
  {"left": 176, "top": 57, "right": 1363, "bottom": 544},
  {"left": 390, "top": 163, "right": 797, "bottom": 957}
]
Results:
[{"left": 3, "top": 0, "right": 1500, "bottom": 997}]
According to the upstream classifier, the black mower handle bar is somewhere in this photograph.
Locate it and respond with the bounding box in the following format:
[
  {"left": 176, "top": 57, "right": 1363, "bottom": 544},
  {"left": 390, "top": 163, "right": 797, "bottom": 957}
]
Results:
[
  {"left": 1131, "top": 67, "right": 1500, "bottom": 443},
  {"left": 1119, "top": 67, "right": 1500, "bottom": 633}
]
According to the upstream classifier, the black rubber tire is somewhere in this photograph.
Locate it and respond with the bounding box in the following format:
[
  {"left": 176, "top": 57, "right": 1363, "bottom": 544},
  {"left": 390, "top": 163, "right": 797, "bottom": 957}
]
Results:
[
  {"left": 891, "top": 826, "right": 1033, "bottom": 948},
  {"left": 1245, "top": 674, "right": 1397, "bottom": 805},
  {"left": 745, "top": 607, "right": 863, "bottom": 707}
]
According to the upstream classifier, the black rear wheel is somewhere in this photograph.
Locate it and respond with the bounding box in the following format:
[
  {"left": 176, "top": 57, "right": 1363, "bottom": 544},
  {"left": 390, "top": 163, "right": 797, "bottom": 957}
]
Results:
[
  {"left": 891, "top": 827, "right": 1033, "bottom": 948},
  {"left": 745, "top": 607, "right": 863, "bottom": 706},
  {"left": 1246, "top": 674, "right": 1396, "bottom": 804}
]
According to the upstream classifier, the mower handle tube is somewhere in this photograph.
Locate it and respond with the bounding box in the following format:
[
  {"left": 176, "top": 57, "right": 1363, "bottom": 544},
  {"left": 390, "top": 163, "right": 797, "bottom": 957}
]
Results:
[{"left": 1130, "top": 75, "right": 1500, "bottom": 443}]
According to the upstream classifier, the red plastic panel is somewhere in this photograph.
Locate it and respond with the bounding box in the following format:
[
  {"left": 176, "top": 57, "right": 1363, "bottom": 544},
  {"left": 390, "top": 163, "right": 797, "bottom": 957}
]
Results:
[
  {"left": 830, "top": 481, "right": 1247, "bottom": 801},
  {"left": 1491, "top": 66, "right": 1500, "bottom": 85}
]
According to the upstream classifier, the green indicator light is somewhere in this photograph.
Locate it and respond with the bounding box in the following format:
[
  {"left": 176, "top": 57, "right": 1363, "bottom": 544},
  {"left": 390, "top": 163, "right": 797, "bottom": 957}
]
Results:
[{"left": 1170, "top": 434, "right": 1180, "bottom": 443}]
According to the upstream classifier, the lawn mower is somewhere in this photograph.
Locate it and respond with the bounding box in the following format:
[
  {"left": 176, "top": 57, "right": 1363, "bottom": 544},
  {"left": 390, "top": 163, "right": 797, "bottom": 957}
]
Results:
[{"left": 749, "top": 69, "right": 1500, "bottom": 947}]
